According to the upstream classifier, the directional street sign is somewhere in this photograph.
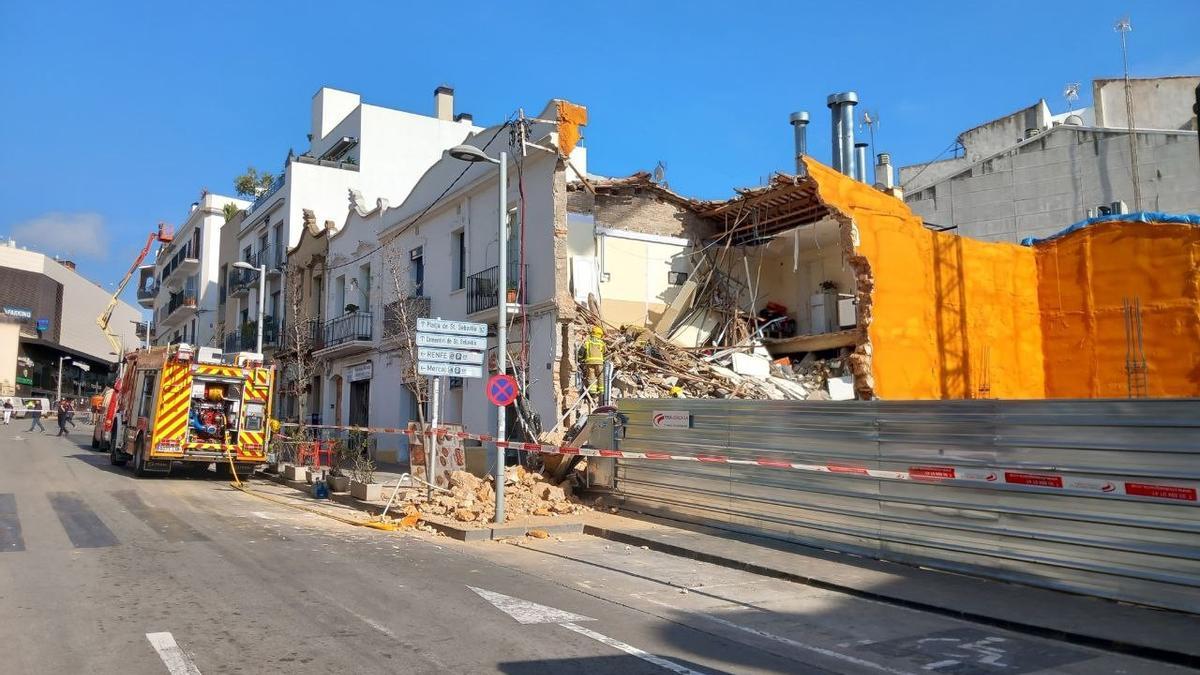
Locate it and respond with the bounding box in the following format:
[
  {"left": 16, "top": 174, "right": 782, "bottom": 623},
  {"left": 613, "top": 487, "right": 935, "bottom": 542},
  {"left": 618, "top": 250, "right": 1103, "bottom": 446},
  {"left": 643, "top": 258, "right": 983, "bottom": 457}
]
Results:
[
  {"left": 414, "top": 332, "right": 488, "bottom": 350},
  {"left": 417, "top": 318, "right": 488, "bottom": 337},
  {"left": 418, "top": 347, "right": 484, "bottom": 365},
  {"left": 418, "top": 361, "right": 484, "bottom": 379}
]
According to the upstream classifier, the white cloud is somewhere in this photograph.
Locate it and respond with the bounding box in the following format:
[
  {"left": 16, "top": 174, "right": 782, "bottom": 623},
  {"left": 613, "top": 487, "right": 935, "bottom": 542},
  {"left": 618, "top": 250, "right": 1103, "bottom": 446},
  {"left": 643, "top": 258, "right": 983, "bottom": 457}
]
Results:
[{"left": 8, "top": 212, "right": 109, "bottom": 260}]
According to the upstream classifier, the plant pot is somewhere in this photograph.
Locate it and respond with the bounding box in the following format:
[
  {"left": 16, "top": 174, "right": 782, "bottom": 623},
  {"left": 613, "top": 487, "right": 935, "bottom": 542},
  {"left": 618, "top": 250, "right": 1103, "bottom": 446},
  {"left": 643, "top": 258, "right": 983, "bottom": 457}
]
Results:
[
  {"left": 284, "top": 465, "right": 308, "bottom": 482},
  {"left": 350, "top": 480, "right": 382, "bottom": 501},
  {"left": 327, "top": 475, "right": 350, "bottom": 493}
]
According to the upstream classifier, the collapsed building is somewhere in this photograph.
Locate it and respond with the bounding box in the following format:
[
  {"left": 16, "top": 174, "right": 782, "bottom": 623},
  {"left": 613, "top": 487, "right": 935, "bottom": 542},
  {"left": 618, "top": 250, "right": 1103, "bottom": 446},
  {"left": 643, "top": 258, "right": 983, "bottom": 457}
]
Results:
[{"left": 565, "top": 156, "right": 1200, "bottom": 410}]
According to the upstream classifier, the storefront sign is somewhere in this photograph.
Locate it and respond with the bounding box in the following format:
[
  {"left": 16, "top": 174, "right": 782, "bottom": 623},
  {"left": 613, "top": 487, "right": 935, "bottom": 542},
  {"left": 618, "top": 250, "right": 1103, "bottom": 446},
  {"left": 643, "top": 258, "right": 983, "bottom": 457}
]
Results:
[
  {"left": 347, "top": 362, "right": 373, "bottom": 382},
  {"left": 36, "top": 318, "right": 49, "bottom": 331},
  {"left": 3, "top": 307, "right": 32, "bottom": 319}
]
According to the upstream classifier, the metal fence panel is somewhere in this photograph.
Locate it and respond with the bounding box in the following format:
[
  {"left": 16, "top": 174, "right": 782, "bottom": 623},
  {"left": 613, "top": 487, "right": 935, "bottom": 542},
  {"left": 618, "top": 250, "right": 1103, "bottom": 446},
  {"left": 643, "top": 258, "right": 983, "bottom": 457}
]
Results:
[{"left": 607, "top": 398, "right": 1200, "bottom": 613}]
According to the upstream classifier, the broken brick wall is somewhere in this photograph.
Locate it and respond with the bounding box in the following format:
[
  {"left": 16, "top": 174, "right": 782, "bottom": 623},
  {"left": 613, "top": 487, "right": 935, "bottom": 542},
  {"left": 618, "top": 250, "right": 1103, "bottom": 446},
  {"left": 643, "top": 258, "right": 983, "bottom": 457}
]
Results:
[
  {"left": 566, "top": 181, "right": 718, "bottom": 328},
  {"left": 805, "top": 158, "right": 1046, "bottom": 399}
]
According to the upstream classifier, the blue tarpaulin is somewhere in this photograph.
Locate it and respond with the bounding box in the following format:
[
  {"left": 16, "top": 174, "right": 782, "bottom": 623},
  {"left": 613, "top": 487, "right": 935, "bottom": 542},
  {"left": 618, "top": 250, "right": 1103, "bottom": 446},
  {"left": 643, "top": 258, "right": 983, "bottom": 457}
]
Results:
[{"left": 1020, "top": 212, "right": 1200, "bottom": 246}]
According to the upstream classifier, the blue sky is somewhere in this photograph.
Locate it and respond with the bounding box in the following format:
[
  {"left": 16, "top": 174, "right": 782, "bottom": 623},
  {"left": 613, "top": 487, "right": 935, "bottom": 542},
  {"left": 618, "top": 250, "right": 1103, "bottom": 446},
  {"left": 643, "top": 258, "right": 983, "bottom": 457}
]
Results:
[{"left": 1, "top": 1, "right": 1196, "bottom": 307}]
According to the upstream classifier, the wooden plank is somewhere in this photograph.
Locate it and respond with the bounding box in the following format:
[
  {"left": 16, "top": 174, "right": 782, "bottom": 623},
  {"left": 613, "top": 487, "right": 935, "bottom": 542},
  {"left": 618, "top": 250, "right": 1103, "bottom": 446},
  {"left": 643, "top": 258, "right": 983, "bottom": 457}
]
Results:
[{"left": 763, "top": 328, "right": 862, "bottom": 355}]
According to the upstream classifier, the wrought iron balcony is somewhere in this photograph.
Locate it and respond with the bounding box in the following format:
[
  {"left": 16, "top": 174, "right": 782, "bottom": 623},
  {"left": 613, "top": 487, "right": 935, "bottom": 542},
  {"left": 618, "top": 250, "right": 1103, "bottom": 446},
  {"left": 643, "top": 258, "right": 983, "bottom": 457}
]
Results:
[
  {"left": 228, "top": 267, "right": 256, "bottom": 296},
  {"left": 313, "top": 312, "right": 372, "bottom": 354},
  {"left": 466, "top": 262, "right": 526, "bottom": 316},
  {"left": 248, "top": 175, "right": 285, "bottom": 215}
]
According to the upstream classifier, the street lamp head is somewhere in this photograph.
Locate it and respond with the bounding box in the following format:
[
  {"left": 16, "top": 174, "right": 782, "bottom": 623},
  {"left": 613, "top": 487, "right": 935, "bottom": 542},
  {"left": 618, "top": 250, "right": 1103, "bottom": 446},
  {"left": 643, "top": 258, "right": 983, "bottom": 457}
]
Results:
[
  {"left": 447, "top": 144, "right": 499, "bottom": 165},
  {"left": 232, "top": 261, "right": 256, "bottom": 271}
]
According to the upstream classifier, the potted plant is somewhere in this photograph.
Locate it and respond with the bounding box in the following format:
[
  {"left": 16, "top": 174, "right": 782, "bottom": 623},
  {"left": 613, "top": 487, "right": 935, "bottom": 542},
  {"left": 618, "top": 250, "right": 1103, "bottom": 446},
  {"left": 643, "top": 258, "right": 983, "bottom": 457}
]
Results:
[
  {"left": 349, "top": 445, "right": 380, "bottom": 501},
  {"left": 326, "top": 438, "right": 351, "bottom": 492},
  {"left": 344, "top": 303, "right": 359, "bottom": 314}
]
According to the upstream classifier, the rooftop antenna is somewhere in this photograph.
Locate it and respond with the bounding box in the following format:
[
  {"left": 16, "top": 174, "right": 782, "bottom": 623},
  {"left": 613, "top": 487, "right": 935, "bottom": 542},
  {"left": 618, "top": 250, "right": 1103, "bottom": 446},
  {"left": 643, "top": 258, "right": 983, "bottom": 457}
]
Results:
[
  {"left": 860, "top": 110, "right": 880, "bottom": 174},
  {"left": 1063, "top": 82, "right": 1080, "bottom": 112},
  {"left": 652, "top": 161, "right": 667, "bottom": 186},
  {"left": 1114, "top": 16, "right": 1143, "bottom": 211}
]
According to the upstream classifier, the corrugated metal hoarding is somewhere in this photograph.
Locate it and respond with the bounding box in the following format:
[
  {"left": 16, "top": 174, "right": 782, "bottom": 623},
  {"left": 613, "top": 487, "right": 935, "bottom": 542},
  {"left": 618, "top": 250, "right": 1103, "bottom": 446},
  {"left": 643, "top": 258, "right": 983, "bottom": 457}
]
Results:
[{"left": 607, "top": 399, "right": 1200, "bottom": 613}]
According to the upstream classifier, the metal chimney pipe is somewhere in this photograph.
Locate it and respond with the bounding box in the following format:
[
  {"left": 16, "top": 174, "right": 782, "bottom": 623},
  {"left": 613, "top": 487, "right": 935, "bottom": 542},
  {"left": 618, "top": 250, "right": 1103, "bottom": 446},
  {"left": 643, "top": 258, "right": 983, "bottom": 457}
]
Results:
[
  {"left": 789, "top": 111, "right": 810, "bottom": 175},
  {"left": 826, "top": 91, "right": 859, "bottom": 177},
  {"left": 854, "top": 143, "right": 869, "bottom": 182},
  {"left": 875, "top": 152, "right": 894, "bottom": 189}
]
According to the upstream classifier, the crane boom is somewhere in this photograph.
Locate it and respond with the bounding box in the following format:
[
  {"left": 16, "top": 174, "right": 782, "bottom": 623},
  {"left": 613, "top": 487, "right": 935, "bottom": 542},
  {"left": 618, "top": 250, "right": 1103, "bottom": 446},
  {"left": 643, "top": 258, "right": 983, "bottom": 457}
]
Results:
[{"left": 97, "top": 223, "right": 173, "bottom": 357}]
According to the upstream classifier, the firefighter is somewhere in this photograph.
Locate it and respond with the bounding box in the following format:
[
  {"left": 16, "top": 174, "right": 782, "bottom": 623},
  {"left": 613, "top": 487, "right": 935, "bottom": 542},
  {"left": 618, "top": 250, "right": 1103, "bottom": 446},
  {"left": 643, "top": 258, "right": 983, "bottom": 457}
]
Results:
[{"left": 580, "top": 326, "right": 606, "bottom": 396}]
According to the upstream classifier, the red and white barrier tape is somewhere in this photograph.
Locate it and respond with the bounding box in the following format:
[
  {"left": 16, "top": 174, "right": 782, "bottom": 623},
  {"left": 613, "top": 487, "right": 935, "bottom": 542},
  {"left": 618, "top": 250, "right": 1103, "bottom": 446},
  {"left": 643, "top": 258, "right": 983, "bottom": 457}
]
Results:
[{"left": 278, "top": 422, "right": 1198, "bottom": 504}]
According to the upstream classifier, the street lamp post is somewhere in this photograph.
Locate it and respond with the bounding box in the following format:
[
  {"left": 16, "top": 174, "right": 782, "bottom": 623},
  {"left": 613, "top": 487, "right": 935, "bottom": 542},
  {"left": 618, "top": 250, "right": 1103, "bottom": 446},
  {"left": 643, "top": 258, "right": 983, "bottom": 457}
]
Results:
[
  {"left": 233, "top": 261, "right": 267, "bottom": 353},
  {"left": 447, "top": 143, "right": 508, "bottom": 524},
  {"left": 56, "top": 356, "right": 72, "bottom": 404}
]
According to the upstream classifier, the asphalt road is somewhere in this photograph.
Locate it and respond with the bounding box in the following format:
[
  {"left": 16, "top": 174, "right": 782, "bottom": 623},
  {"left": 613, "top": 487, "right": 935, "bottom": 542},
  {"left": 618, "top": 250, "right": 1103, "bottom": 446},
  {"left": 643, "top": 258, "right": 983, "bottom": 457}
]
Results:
[{"left": 0, "top": 424, "right": 1191, "bottom": 674}]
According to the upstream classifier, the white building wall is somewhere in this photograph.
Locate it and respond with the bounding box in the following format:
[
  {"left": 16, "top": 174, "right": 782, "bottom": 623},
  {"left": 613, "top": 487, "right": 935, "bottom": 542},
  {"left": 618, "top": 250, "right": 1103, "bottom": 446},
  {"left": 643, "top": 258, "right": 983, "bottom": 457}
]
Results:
[
  {"left": 0, "top": 244, "right": 143, "bottom": 358},
  {"left": 904, "top": 125, "right": 1200, "bottom": 242},
  {"left": 152, "top": 193, "right": 248, "bottom": 347}
]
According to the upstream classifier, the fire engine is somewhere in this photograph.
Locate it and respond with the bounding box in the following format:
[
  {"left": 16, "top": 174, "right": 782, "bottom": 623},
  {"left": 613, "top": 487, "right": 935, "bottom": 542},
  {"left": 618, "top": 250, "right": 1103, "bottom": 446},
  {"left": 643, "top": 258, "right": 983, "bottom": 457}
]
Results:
[{"left": 105, "top": 343, "right": 275, "bottom": 476}]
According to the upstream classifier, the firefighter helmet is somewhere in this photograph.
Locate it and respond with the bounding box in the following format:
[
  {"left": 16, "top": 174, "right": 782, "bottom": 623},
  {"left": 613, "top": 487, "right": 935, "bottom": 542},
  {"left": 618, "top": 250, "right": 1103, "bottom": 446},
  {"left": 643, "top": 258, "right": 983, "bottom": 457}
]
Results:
[{"left": 591, "top": 326, "right": 603, "bottom": 337}]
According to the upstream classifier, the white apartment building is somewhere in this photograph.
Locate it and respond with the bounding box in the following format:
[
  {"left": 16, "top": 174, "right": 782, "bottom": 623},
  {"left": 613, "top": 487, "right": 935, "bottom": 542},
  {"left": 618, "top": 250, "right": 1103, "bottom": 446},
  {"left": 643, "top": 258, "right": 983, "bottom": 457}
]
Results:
[
  {"left": 899, "top": 76, "right": 1200, "bottom": 243},
  {"left": 315, "top": 99, "right": 593, "bottom": 463},
  {"left": 223, "top": 86, "right": 479, "bottom": 360},
  {"left": 143, "top": 192, "right": 249, "bottom": 347}
]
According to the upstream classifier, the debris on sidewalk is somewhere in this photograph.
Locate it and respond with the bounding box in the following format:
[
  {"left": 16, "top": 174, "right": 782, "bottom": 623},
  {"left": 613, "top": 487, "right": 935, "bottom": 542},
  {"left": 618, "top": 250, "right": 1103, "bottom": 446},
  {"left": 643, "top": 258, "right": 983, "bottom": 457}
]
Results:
[{"left": 405, "top": 469, "right": 588, "bottom": 524}]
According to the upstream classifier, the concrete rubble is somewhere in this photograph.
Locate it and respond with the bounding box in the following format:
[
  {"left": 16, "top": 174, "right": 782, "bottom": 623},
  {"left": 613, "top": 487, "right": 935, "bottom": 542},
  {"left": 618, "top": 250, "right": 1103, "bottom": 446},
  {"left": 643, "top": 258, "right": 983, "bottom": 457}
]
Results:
[
  {"left": 577, "top": 307, "right": 849, "bottom": 401},
  {"left": 403, "top": 469, "right": 589, "bottom": 524}
]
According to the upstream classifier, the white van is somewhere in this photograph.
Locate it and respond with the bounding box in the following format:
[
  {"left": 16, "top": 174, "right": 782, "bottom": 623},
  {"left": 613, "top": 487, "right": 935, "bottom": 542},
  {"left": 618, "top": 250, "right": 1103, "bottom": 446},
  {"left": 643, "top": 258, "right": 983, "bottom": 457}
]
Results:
[{"left": 1, "top": 397, "right": 50, "bottom": 418}]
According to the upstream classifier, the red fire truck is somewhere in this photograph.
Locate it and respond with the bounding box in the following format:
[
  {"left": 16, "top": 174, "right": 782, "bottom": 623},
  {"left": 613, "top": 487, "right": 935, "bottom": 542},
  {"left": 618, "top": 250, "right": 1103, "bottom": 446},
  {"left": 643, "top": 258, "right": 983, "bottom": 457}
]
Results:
[{"left": 104, "top": 343, "right": 275, "bottom": 477}]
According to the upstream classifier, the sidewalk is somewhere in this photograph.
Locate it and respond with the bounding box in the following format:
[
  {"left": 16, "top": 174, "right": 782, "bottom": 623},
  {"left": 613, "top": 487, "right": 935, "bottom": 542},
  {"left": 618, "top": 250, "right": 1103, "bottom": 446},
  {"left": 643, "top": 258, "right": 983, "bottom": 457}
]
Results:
[{"left": 579, "top": 509, "right": 1200, "bottom": 665}]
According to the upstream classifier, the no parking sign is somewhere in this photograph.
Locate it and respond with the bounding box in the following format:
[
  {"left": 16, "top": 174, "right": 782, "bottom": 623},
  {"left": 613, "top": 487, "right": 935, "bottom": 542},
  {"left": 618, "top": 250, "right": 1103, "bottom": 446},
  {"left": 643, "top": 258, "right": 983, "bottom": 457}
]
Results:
[{"left": 486, "top": 374, "right": 519, "bottom": 407}]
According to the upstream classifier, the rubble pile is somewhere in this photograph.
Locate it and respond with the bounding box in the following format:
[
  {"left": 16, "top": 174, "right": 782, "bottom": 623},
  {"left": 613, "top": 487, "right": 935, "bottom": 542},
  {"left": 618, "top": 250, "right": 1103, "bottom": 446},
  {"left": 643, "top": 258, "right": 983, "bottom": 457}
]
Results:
[
  {"left": 767, "top": 353, "right": 853, "bottom": 400},
  {"left": 409, "top": 469, "right": 586, "bottom": 524},
  {"left": 580, "top": 307, "right": 847, "bottom": 401}
]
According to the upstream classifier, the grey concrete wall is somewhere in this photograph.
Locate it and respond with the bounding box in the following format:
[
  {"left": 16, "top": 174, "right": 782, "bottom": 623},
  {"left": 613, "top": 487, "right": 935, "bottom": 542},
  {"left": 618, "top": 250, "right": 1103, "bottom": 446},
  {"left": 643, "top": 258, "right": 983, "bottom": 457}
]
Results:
[
  {"left": 1094, "top": 76, "right": 1200, "bottom": 131},
  {"left": 904, "top": 125, "right": 1200, "bottom": 243}
]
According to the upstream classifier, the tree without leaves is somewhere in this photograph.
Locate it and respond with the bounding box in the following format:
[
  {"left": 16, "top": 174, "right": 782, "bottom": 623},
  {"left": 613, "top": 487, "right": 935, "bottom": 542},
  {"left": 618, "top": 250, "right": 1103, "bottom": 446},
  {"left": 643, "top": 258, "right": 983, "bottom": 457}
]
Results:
[
  {"left": 274, "top": 256, "right": 319, "bottom": 461},
  {"left": 381, "top": 238, "right": 429, "bottom": 425}
]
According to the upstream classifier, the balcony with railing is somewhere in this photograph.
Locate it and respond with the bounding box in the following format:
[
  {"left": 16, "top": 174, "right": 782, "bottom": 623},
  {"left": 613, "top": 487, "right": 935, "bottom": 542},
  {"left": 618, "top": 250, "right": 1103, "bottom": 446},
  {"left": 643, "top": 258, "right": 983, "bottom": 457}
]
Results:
[
  {"left": 247, "top": 175, "right": 286, "bottom": 215},
  {"left": 312, "top": 311, "right": 373, "bottom": 358},
  {"left": 228, "top": 267, "right": 255, "bottom": 297},
  {"left": 467, "top": 261, "right": 526, "bottom": 318},
  {"left": 159, "top": 241, "right": 199, "bottom": 287},
  {"left": 265, "top": 242, "right": 285, "bottom": 277},
  {"left": 160, "top": 289, "right": 198, "bottom": 326},
  {"left": 224, "top": 316, "right": 282, "bottom": 353},
  {"left": 136, "top": 266, "right": 158, "bottom": 308}
]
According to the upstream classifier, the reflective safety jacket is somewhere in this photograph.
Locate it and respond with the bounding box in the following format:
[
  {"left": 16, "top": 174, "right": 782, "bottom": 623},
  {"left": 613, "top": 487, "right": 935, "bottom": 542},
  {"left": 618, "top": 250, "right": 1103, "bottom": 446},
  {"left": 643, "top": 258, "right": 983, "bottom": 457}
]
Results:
[{"left": 582, "top": 336, "right": 605, "bottom": 365}]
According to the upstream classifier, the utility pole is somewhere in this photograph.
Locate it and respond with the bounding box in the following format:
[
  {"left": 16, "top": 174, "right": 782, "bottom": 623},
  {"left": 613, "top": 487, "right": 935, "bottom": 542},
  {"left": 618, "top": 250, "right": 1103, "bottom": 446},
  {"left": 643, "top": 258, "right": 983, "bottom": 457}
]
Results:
[
  {"left": 1116, "top": 16, "right": 1143, "bottom": 212},
  {"left": 495, "top": 150, "right": 508, "bottom": 525},
  {"left": 56, "top": 356, "right": 70, "bottom": 404}
]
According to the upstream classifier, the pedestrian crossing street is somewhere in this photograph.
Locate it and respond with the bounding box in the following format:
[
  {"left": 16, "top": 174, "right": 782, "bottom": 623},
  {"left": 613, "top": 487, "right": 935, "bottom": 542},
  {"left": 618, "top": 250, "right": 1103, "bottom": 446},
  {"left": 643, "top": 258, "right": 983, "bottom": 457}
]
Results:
[{"left": 0, "top": 489, "right": 209, "bottom": 553}]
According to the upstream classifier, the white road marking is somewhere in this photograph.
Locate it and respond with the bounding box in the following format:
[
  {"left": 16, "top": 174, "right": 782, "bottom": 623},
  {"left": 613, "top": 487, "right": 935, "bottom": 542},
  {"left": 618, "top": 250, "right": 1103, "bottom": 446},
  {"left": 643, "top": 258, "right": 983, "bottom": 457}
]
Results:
[
  {"left": 468, "top": 586, "right": 594, "bottom": 624},
  {"left": 638, "top": 594, "right": 916, "bottom": 675},
  {"left": 559, "top": 622, "right": 709, "bottom": 675},
  {"left": 472, "top": 586, "right": 707, "bottom": 673},
  {"left": 146, "top": 632, "right": 202, "bottom": 675},
  {"left": 923, "top": 660, "right": 961, "bottom": 670}
]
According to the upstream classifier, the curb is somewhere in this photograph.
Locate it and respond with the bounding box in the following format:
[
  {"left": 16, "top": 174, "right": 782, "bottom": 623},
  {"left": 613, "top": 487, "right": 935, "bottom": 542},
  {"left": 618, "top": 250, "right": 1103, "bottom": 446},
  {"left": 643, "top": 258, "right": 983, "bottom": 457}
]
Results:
[
  {"left": 581, "top": 518, "right": 1200, "bottom": 668},
  {"left": 260, "top": 472, "right": 584, "bottom": 542}
]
